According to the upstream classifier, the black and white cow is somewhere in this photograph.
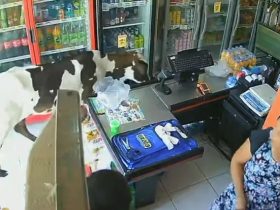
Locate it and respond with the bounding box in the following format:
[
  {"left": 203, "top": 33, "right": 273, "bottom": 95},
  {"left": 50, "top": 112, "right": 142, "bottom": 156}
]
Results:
[{"left": 0, "top": 50, "right": 148, "bottom": 146}]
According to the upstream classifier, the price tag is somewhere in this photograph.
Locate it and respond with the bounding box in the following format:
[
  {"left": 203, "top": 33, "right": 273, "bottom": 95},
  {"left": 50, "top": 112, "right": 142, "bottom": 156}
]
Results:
[
  {"left": 118, "top": 34, "right": 127, "bottom": 48},
  {"left": 214, "top": 1, "right": 222, "bottom": 13}
]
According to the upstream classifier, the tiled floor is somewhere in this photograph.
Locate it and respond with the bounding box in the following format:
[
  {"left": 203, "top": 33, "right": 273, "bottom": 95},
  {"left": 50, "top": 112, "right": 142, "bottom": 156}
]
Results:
[{"left": 139, "top": 134, "right": 232, "bottom": 210}]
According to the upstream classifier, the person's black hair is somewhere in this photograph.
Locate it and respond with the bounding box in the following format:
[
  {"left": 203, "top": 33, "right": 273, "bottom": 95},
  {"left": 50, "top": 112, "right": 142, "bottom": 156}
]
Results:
[{"left": 87, "top": 169, "right": 131, "bottom": 210}]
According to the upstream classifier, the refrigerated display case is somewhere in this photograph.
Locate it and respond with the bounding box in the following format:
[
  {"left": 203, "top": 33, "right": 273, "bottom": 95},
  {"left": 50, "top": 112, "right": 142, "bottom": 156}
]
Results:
[
  {"left": 30, "top": 0, "right": 94, "bottom": 64},
  {"left": 96, "top": 0, "right": 153, "bottom": 63},
  {"left": 198, "top": 0, "right": 235, "bottom": 60},
  {"left": 229, "top": 0, "right": 261, "bottom": 51},
  {"left": 0, "top": 1, "right": 32, "bottom": 72}
]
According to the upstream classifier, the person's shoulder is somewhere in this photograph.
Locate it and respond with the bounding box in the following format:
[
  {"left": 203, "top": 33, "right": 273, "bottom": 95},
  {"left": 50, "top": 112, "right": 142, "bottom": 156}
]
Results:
[{"left": 249, "top": 127, "right": 273, "bottom": 155}]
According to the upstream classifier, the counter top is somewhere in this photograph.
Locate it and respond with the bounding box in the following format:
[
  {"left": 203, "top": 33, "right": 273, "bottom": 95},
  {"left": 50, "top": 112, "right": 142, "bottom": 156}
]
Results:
[{"left": 152, "top": 73, "right": 230, "bottom": 111}]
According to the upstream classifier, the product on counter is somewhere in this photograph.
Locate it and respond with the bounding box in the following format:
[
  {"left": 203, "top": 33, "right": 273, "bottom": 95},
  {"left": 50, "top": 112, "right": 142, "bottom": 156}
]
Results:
[{"left": 221, "top": 46, "right": 257, "bottom": 73}]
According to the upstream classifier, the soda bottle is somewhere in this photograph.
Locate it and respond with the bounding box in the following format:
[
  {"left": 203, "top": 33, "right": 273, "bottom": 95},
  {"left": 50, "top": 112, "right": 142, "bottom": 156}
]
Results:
[
  {"left": 20, "top": 6, "right": 25, "bottom": 25},
  {"left": 0, "top": 34, "right": 5, "bottom": 59},
  {"left": 139, "top": 32, "right": 144, "bottom": 48},
  {"left": 0, "top": 9, "right": 8, "bottom": 29},
  {"left": 78, "top": 21, "right": 86, "bottom": 45},
  {"left": 3, "top": 32, "right": 13, "bottom": 58},
  {"left": 134, "top": 28, "right": 140, "bottom": 49},
  {"left": 21, "top": 30, "right": 29, "bottom": 55},
  {"left": 66, "top": 3, "right": 74, "bottom": 18},
  {"left": 13, "top": 6, "right": 20, "bottom": 26},
  {"left": 53, "top": 25, "right": 62, "bottom": 49},
  {"left": 69, "top": 22, "right": 78, "bottom": 46},
  {"left": 46, "top": 27, "right": 54, "bottom": 50},
  {"left": 12, "top": 30, "right": 22, "bottom": 56},
  {"left": 61, "top": 23, "right": 70, "bottom": 47},
  {"left": 73, "top": 0, "right": 80, "bottom": 17},
  {"left": 80, "top": 0, "right": 85, "bottom": 17},
  {"left": 7, "top": 7, "right": 14, "bottom": 27},
  {"left": 37, "top": 28, "right": 46, "bottom": 51}
]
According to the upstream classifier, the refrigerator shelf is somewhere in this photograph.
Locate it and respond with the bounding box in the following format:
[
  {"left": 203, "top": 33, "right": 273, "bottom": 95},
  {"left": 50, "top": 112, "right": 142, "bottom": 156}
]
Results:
[
  {"left": 34, "top": 0, "right": 55, "bottom": 4},
  {"left": 238, "top": 24, "right": 253, "bottom": 28},
  {"left": 103, "top": 21, "right": 144, "bottom": 30},
  {"left": 202, "top": 41, "right": 222, "bottom": 46},
  {"left": 104, "top": 47, "right": 144, "bottom": 54},
  {"left": 170, "top": 2, "right": 196, "bottom": 7},
  {"left": 240, "top": 6, "right": 257, "bottom": 10},
  {"left": 36, "top": 16, "right": 85, "bottom": 28},
  {"left": 41, "top": 45, "right": 86, "bottom": 56},
  {"left": 0, "top": 55, "right": 30, "bottom": 65},
  {"left": 169, "top": 24, "right": 193, "bottom": 30},
  {"left": 208, "top": 13, "right": 227, "bottom": 18},
  {"left": 0, "top": 24, "right": 25, "bottom": 34},
  {"left": 102, "top": 1, "right": 146, "bottom": 11},
  {"left": 0, "top": 1, "right": 22, "bottom": 10}
]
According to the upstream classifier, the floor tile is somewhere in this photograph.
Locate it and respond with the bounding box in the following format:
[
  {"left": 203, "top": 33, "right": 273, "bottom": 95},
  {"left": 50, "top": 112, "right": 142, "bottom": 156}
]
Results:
[
  {"left": 171, "top": 180, "right": 217, "bottom": 210},
  {"left": 208, "top": 173, "right": 232, "bottom": 195},
  {"left": 138, "top": 182, "right": 176, "bottom": 210},
  {"left": 161, "top": 161, "right": 205, "bottom": 193},
  {"left": 195, "top": 143, "right": 230, "bottom": 178}
]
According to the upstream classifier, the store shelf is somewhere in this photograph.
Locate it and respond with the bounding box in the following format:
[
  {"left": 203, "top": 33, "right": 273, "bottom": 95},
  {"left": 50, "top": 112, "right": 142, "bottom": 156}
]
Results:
[
  {"left": 102, "top": 1, "right": 146, "bottom": 11},
  {"left": 240, "top": 6, "right": 257, "bottom": 10},
  {"left": 206, "top": 27, "right": 225, "bottom": 32},
  {"left": 0, "top": 54, "right": 30, "bottom": 65},
  {"left": 169, "top": 24, "right": 193, "bottom": 30},
  {"left": 238, "top": 24, "right": 253, "bottom": 28},
  {"left": 126, "top": 47, "right": 144, "bottom": 52},
  {"left": 202, "top": 41, "right": 222, "bottom": 46},
  {"left": 208, "top": 13, "right": 227, "bottom": 17},
  {"left": 34, "top": 0, "right": 55, "bottom": 4},
  {"left": 103, "top": 21, "right": 144, "bottom": 30},
  {"left": 170, "top": 2, "right": 195, "bottom": 7},
  {"left": 0, "top": 1, "right": 22, "bottom": 9},
  {"left": 40, "top": 45, "right": 86, "bottom": 56},
  {"left": 36, "top": 16, "right": 84, "bottom": 28},
  {"left": 0, "top": 24, "right": 25, "bottom": 33}
]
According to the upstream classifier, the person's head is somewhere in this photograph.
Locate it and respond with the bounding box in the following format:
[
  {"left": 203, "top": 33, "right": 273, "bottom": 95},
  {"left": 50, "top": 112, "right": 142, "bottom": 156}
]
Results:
[
  {"left": 272, "top": 116, "right": 280, "bottom": 143},
  {"left": 87, "top": 169, "right": 131, "bottom": 210}
]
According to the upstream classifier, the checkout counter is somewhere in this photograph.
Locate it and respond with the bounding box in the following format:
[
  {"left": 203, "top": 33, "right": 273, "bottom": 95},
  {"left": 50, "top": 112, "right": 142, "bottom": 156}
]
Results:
[{"left": 25, "top": 73, "right": 233, "bottom": 209}]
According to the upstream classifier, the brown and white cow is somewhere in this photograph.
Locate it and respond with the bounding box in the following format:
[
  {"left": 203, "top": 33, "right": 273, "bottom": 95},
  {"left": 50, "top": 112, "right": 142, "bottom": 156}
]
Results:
[{"left": 0, "top": 50, "right": 148, "bottom": 146}]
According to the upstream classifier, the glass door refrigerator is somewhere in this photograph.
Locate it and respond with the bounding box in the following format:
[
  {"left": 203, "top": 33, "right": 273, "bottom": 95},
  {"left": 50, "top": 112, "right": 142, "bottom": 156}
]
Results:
[
  {"left": 198, "top": 0, "right": 235, "bottom": 60},
  {"left": 0, "top": 1, "right": 33, "bottom": 72},
  {"left": 29, "top": 0, "right": 96, "bottom": 64},
  {"left": 158, "top": 0, "right": 203, "bottom": 74},
  {"left": 96, "top": 0, "right": 153, "bottom": 64},
  {"left": 228, "top": 0, "right": 262, "bottom": 51}
]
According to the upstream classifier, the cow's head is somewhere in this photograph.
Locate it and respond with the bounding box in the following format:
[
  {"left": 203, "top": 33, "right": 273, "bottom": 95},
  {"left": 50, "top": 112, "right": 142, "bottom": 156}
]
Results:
[{"left": 26, "top": 65, "right": 62, "bottom": 113}]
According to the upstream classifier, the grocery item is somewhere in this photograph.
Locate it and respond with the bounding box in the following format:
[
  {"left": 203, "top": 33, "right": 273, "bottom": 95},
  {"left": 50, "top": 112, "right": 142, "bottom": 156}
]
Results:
[
  {"left": 0, "top": 9, "right": 8, "bottom": 29},
  {"left": 61, "top": 23, "right": 70, "bottom": 47},
  {"left": 37, "top": 28, "right": 46, "bottom": 51},
  {"left": 21, "top": 30, "right": 29, "bottom": 55},
  {"left": 46, "top": 27, "right": 54, "bottom": 50},
  {"left": 221, "top": 46, "right": 257, "bottom": 73},
  {"left": 53, "top": 25, "right": 62, "bottom": 49},
  {"left": 66, "top": 3, "right": 75, "bottom": 18},
  {"left": 73, "top": 0, "right": 80, "bottom": 17},
  {"left": 3, "top": 32, "right": 13, "bottom": 58}
]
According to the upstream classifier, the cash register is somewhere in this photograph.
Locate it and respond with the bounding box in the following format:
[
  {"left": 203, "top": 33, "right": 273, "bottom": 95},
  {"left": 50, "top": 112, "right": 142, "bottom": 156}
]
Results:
[{"left": 155, "top": 49, "right": 214, "bottom": 95}]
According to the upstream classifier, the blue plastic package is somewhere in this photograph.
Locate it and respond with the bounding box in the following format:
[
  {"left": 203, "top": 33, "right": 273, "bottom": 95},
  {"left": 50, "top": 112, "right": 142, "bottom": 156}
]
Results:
[{"left": 112, "top": 119, "right": 200, "bottom": 170}]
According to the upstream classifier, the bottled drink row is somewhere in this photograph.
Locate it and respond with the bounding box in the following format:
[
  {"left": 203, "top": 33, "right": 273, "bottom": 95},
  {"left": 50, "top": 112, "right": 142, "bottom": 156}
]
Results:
[
  {"left": 167, "top": 30, "right": 193, "bottom": 54},
  {"left": 262, "top": 2, "right": 280, "bottom": 33},
  {"left": 103, "top": 26, "right": 144, "bottom": 52},
  {"left": 0, "top": 29, "right": 29, "bottom": 59},
  {"left": 0, "top": 6, "right": 24, "bottom": 29},
  {"left": 103, "top": 7, "right": 139, "bottom": 26},
  {"left": 38, "top": 21, "right": 87, "bottom": 52},
  {"left": 41, "top": 48, "right": 85, "bottom": 64},
  {"left": 170, "top": 6, "right": 194, "bottom": 26},
  {"left": 34, "top": 0, "right": 85, "bottom": 23},
  {"left": 0, "top": 0, "right": 21, "bottom": 3}
]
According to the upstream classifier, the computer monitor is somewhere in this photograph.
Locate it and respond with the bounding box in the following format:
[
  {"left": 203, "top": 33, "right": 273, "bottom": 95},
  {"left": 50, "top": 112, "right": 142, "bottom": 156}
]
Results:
[{"left": 25, "top": 90, "right": 89, "bottom": 210}]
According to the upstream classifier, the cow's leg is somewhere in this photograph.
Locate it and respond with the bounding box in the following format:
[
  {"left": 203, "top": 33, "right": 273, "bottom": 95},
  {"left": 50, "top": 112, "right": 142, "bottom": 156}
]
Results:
[{"left": 14, "top": 119, "right": 36, "bottom": 141}]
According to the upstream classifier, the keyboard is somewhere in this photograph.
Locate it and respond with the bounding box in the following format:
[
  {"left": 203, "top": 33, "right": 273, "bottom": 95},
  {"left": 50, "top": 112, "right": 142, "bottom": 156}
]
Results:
[
  {"left": 168, "top": 49, "right": 214, "bottom": 73},
  {"left": 240, "top": 90, "right": 270, "bottom": 117}
]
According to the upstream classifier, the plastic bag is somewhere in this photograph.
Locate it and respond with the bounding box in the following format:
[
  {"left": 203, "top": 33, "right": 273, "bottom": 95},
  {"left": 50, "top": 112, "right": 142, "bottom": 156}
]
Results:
[
  {"left": 94, "top": 77, "right": 130, "bottom": 110},
  {"left": 205, "top": 60, "right": 231, "bottom": 78}
]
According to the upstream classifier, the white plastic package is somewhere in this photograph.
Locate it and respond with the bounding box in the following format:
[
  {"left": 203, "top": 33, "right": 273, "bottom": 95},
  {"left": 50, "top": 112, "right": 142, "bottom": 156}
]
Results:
[
  {"left": 94, "top": 77, "right": 130, "bottom": 110},
  {"left": 205, "top": 60, "right": 231, "bottom": 78}
]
